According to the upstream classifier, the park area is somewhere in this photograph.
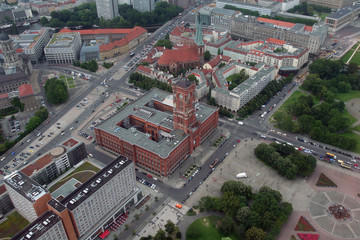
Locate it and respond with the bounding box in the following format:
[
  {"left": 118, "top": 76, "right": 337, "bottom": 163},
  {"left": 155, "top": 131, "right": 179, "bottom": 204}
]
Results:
[
  {"left": 0, "top": 211, "right": 29, "bottom": 239},
  {"left": 49, "top": 161, "right": 100, "bottom": 192},
  {"left": 341, "top": 42, "right": 360, "bottom": 65},
  {"left": 59, "top": 75, "right": 76, "bottom": 89}
]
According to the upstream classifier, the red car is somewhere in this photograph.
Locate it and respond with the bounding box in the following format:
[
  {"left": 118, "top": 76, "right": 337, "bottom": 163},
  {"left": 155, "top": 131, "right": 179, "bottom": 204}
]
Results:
[
  {"left": 355, "top": 163, "right": 359, "bottom": 167},
  {"left": 237, "top": 139, "right": 241, "bottom": 143},
  {"left": 147, "top": 174, "right": 152, "bottom": 178}
]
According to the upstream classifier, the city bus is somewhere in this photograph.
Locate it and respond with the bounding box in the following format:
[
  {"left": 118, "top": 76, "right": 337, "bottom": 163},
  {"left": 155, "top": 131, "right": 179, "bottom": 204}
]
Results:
[
  {"left": 326, "top": 153, "right": 337, "bottom": 159},
  {"left": 341, "top": 163, "right": 351, "bottom": 170}
]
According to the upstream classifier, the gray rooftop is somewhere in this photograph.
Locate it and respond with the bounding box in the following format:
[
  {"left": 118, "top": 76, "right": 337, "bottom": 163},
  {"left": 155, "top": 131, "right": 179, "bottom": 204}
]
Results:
[
  {"left": 11, "top": 210, "right": 62, "bottom": 240},
  {"left": 96, "top": 88, "right": 217, "bottom": 158},
  {"left": 4, "top": 171, "right": 48, "bottom": 203},
  {"left": 327, "top": 4, "right": 360, "bottom": 20},
  {"left": 60, "top": 156, "right": 132, "bottom": 211}
]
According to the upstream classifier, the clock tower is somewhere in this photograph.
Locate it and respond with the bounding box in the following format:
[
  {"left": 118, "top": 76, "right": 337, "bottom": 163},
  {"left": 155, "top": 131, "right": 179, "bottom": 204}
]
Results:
[{"left": 173, "top": 78, "right": 197, "bottom": 134}]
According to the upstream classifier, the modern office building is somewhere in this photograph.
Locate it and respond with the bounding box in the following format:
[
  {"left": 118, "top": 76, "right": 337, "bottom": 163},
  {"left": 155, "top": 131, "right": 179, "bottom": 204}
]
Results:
[
  {"left": 95, "top": 79, "right": 219, "bottom": 177},
  {"left": 44, "top": 32, "right": 82, "bottom": 64},
  {"left": 12, "top": 28, "right": 50, "bottom": 63},
  {"left": 59, "top": 27, "right": 148, "bottom": 60},
  {"left": 21, "top": 138, "right": 87, "bottom": 186},
  {"left": 303, "top": 0, "right": 358, "bottom": 9},
  {"left": 231, "top": 16, "right": 328, "bottom": 54},
  {"left": 259, "top": 0, "right": 300, "bottom": 11},
  {"left": 223, "top": 38, "right": 309, "bottom": 73},
  {"left": 4, "top": 171, "right": 52, "bottom": 222},
  {"left": 210, "top": 8, "right": 238, "bottom": 30},
  {"left": 211, "top": 62, "right": 277, "bottom": 111},
  {"left": 95, "top": 0, "right": 119, "bottom": 20},
  {"left": 11, "top": 156, "right": 142, "bottom": 240},
  {"left": 324, "top": 3, "right": 360, "bottom": 33}
]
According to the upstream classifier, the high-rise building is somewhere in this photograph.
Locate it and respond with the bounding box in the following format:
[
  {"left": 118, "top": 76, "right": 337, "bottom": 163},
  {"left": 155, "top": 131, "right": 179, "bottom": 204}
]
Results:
[
  {"left": 4, "top": 171, "right": 52, "bottom": 222},
  {"left": 132, "top": 0, "right": 156, "bottom": 12},
  {"left": 96, "top": 0, "right": 119, "bottom": 20},
  {"left": 10, "top": 156, "right": 142, "bottom": 240}
]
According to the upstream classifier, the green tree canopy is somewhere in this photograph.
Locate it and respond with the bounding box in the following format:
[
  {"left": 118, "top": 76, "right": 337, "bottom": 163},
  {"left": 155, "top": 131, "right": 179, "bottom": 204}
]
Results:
[{"left": 44, "top": 78, "right": 69, "bottom": 104}]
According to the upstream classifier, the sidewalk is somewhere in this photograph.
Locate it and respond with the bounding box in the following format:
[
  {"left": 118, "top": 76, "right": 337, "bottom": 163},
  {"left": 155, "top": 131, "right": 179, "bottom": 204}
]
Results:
[{"left": 164, "top": 126, "right": 230, "bottom": 189}]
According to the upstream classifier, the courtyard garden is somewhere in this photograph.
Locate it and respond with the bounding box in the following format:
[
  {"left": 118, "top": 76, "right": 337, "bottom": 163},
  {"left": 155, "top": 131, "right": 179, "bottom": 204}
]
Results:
[{"left": 0, "top": 211, "right": 30, "bottom": 238}]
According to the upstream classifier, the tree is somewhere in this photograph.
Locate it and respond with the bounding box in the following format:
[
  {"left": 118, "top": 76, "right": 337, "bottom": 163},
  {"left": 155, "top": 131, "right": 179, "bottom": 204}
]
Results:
[
  {"left": 40, "top": 16, "right": 49, "bottom": 25},
  {"left": 204, "top": 51, "right": 211, "bottom": 61},
  {"left": 176, "top": 231, "right": 181, "bottom": 239},
  {"left": 165, "top": 220, "right": 175, "bottom": 235},
  {"left": 348, "top": 62, "right": 358, "bottom": 74},
  {"left": 187, "top": 74, "right": 198, "bottom": 84},
  {"left": 245, "top": 227, "right": 266, "bottom": 240},
  {"left": 221, "top": 181, "right": 252, "bottom": 199},
  {"left": 154, "top": 229, "right": 166, "bottom": 240},
  {"left": 208, "top": 97, "right": 216, "bottom": 106},
  {"left": 44, "top": 78, "right": 69, "bottom": 104},
  {"left": 11, "top": 97, "right": 24, "bottom": 112},
  {"left": 218, "top": 216, "right": 234, "bottom": 235},
  {"left": 236, "top": 206, "right": 251, "bottom": 224},
  {"left": 155, "top": 39, "right": 172, "bottom": 49}
]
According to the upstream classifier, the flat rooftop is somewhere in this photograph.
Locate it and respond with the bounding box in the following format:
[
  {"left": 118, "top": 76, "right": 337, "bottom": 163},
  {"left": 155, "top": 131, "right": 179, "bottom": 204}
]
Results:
[
  {"left": 96, "top": 88, "right": 218, "bottom": 158},
  {"left": 11, "top": 211, "right": 62, "bottom": 240},
  {"left": 4, "top": 171, "right": 48, "bottom": 203},
  {"left": 60, "top": 156, "right": 132, "bottom": 211}
]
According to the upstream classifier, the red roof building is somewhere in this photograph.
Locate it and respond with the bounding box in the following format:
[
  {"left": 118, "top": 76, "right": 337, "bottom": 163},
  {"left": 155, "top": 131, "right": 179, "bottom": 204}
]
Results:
[
  {"left": 18, "top": 84, "right": 34, "bottom": 98},
  {"left": 157, "top": 46, "right": 202, "bottom": 73}
]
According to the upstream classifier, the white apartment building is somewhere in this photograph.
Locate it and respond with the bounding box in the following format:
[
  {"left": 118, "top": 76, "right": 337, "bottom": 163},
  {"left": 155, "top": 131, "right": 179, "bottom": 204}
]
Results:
[
  {"left": 223, "top": 38, "right": 309, "bottom": 72},
  {"left": 211, "top": 62, "right": 277, "bottom": 111},
  {"left": 12, "top": 28, "right": 50, "bottom": 63},
  {"left": 4, "top": 171, "right": 51, "bottom": 222},
  {"left": 44, "top": 32, "right": 82, "bottom": 64}
]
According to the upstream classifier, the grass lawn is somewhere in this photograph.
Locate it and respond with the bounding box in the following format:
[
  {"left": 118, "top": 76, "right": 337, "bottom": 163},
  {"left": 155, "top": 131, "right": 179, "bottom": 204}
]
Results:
[
  {"left": 353, "top": 124, "right": 360, "bottom": 132},
  {"left": 49, "top": 162, "right": 100, "bottom": 192},
  {"left": 275, "top": 90, "right": 316, "bottom": 115},
  {"left": 67, "top": 77, "right": 73, "bottom": 82},
  {"left": 341, "top": 50, "right": 354, "bottom": 63},
  {"left": 338, "top": 131, "right": 360, "bottom": 154},
  {"left": 336, "top": 90, "right": 360, "bottom": 102},
  {"left": 59, "top": 75, "right": 66, "bottom": 80},
  {"left": 316, "top": 12, "right": 328, "bottom": 21},
  {"left": 349, "top": 51, "right": 360, "bottom": 65},
  {"left": 342, "top": 109, "right": 357, "bottom": 126},
  {"left": 69, "top": 83, "right": 76, "bottom": 88},
  {"left": 186, "top": 216, "right": 239, "bottom": 240},
  {"left": 0, "top": 211, "right": 30, "bottom": 238},
  {"left": 351, "top": 42, "right": 360, "bottom": 50}
]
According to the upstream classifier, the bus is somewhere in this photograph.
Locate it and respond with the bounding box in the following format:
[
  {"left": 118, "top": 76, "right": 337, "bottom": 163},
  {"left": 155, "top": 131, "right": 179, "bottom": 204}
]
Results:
[
  {"left": 326, "top": 153, "right": 336, "bottom": 159},
  {"left": 341, "top": 163, "right": 351, "bottom": 170}
]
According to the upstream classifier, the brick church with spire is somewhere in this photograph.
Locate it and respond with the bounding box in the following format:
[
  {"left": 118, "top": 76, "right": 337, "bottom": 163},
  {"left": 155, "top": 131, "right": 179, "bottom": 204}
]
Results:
[
  {"left": 95, "top": 78, "right": 219, "bottom": 177},
  {"left": 157, "top": 13, "right": 205, "bottom": 73}
]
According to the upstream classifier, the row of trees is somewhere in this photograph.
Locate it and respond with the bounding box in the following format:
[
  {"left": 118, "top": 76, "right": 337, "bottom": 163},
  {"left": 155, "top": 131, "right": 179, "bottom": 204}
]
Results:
[
  {"left": 193, "top": 181, "right": 292, "bottom": 240},
  {"left": 255, "top": 143, "right": 317, "bottom": 179},
  {"left": 0, "top": 107, "right": 48, "bottom": 155},
  {"left": 139, "top": 220, "right": 181, "bottom": 240},
  {"left": 288, "top": 2, "right": 331, "bottom": 16},
  {"left": 41, "top": 2, "right": 183, "bottom": 29},
  {"left": 223, "top": 4, "right": 317, "bottom": 26},
  {"left": 273, "top": 59, "right": 358, "bottom": 150},
  {"left": 129, "top": 72, "right": 173, "bottom": 93},
  {"left": 44, "top": 78, "right": 69, "bottom": 104},
  {"left": 73, "top": 60, "right": 98, "bottom": 72},
  {"left": 238, "top": 75, "right": 293, "bottom": 118}
]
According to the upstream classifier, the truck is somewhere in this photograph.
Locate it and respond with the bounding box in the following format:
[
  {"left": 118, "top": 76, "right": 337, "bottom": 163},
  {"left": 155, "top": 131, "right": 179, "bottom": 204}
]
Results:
[{"left": 236, "top": 172, "right": 247, "bottom": 178}]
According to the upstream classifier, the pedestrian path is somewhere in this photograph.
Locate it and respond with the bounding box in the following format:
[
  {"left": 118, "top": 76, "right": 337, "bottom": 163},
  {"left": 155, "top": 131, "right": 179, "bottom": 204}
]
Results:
[{"left": 346, "top": 43, "right": 360, "bottom": 64}]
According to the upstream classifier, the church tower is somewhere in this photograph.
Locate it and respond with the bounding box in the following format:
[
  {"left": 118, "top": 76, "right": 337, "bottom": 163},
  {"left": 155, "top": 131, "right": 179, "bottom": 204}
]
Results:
[
  {"left": 173, "top": 78, "right": 197, "bottom": 135},
  {"left": 194, "top": 12, "right": 204, "bottom": 65},
  {"left": 0, "top": 32, "right": 21, "bottom": 70}
]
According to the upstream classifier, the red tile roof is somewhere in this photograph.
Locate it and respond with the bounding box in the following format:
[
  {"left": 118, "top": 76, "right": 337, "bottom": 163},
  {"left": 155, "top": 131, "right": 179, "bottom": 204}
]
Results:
[
  {"left": 266, "top": 38, "right": 286, "bottom": 45},
  {"left": 99, "top": 27, "right": 147, "bottom": 52},
  {"left": 62, "top": 138, "right": 79, "bottom": 148},
  {"left": 21, "top": 154, "right": 53, "bottom": 177},
  {"left": 136, "top": 65, "right": 152, "bottom": 74},
  {"left": 207, "top": 55, "right": 231, "bottom": 68},
  {"left": 0, "top": 93, "right": 8, "bottom": 99},
  {"left": 18, "top": 84, "right": 34, "bottom": 98},
  {"left": 59, "top": 28, "right": 132, "bottom": 35},
  {"left": 157, "top": 46, "right": 199, "bottom": 65},
  {"left": 257, "top": 17, "right": 295, "bottom": 29},
  {"left": 0, "top": 184, "right": 6, "bottom": 195},
  {"left": 304, "top": 26, "right": 313, "bottom": 32},
  {"left": 170, "top": 26, "right": 195, "bottom": 37}
]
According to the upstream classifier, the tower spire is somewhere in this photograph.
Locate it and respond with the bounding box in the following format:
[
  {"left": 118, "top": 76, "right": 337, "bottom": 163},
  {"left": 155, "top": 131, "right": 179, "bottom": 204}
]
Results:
[{"left": 195, "top": 13, "right": 204, "bottom": 47}]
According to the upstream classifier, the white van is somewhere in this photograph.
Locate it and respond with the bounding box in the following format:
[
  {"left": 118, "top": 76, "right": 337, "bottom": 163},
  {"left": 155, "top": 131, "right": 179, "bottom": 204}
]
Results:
[{"left": 238, "top": 121, "right": 244, "bottom": 125}]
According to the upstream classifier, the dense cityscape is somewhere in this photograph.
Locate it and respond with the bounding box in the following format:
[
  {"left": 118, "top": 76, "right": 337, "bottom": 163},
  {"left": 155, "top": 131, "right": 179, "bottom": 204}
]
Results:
[{"left": 1, "top": 0, "right": 360, "bottom": 240}]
